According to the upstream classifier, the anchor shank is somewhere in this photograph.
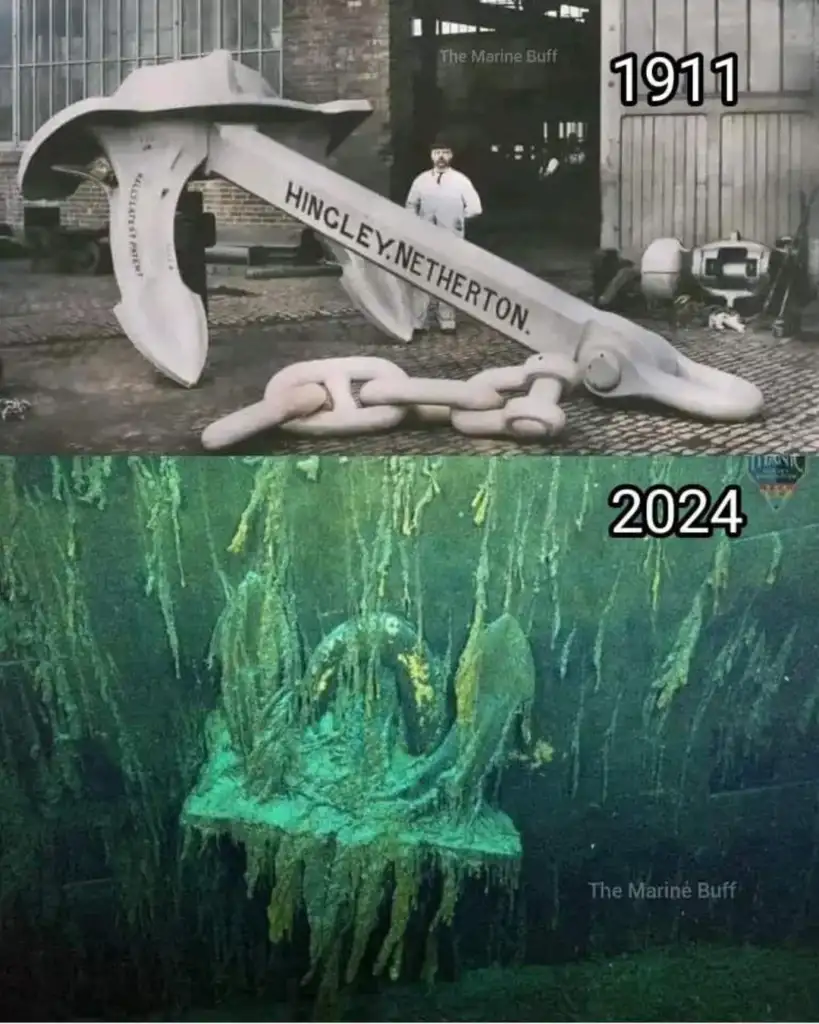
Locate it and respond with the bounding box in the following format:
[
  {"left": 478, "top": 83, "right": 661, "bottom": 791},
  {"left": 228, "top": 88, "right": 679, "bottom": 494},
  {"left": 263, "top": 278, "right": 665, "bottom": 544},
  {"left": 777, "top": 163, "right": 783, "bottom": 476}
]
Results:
[{"left": 207, "top": 125, "right": 660, "bottom": 358}]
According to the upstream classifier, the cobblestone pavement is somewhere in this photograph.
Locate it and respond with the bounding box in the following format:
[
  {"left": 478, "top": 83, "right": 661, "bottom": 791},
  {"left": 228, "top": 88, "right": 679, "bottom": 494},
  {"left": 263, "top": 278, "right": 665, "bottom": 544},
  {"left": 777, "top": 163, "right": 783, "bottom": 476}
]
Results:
[{"left": 1, "top": 263, "right": 818, "bottom": 454}]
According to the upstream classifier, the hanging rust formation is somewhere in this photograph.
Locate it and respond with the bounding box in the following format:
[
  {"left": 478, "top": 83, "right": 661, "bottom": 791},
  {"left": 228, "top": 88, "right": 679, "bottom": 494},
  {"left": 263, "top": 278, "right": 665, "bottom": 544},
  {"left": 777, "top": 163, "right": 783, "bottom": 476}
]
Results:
[
  {"left": 185, "top": 601, "right": 533, "bottom": 1001},
  {"left": 0, "top": 454, "right": 815, "bottom": 1014},
  {"left": 184, "top": 456, "right": 534, "bottom": 1003}
]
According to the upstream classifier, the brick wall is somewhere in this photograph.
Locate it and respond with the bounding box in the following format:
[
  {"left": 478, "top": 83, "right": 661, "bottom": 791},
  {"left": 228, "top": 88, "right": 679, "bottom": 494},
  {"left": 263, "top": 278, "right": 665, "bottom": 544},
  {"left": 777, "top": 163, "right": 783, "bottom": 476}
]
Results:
[
  {"left": 0, "top": 0, "right": 413, "bottom": 232},
  {"left": 0, "top": 154, "right": 22, "bottom": 226}
]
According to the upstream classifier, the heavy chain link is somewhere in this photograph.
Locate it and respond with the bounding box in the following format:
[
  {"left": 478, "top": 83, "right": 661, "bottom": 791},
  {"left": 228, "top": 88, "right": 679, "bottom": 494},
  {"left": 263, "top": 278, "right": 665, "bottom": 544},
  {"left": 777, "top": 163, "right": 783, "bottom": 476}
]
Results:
[{"left": 201, "top": 354, "right": 580, "bottom": 449}]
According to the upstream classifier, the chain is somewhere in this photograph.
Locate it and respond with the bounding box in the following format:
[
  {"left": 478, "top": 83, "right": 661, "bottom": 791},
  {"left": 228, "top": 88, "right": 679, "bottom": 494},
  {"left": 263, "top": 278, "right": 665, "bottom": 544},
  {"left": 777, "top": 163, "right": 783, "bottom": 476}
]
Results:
[{"left": 201, "top": 354, "right": 580, "bottom": 449}]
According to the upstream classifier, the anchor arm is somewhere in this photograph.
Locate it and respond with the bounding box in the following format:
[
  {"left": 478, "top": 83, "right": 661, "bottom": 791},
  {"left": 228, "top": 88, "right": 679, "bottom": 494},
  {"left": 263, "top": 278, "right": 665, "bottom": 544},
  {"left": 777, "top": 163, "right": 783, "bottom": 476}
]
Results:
[{"left": 96, "top": 121, "right": 211, "bottom": 386}]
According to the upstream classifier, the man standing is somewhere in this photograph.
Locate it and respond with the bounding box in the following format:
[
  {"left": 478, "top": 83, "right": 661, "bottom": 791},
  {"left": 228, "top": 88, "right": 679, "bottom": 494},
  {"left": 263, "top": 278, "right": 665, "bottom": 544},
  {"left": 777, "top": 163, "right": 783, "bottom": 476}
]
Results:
[{"left": 405, "top": 136, "right": 482, "bottom": 334}]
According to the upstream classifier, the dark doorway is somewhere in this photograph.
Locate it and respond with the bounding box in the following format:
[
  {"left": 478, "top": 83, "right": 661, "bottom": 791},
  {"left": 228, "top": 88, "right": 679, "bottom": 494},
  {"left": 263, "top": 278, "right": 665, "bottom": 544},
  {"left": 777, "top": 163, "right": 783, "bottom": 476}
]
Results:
[{"left": 408, "top": 3, "right": 601, "bottom": 246}]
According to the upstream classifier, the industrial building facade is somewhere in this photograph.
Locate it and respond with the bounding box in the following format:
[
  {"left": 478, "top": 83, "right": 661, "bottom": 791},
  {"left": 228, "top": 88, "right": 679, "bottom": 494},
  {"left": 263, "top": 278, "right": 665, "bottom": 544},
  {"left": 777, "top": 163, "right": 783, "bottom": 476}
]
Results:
[
  {"left": 0, "top": 1, "right": 599, "bottom": 235},
  {"left": 0, "top": 0, "right": 596, "bottom": 234},
  {"left": 599, "top": 0, "right": 818, "bottom": 260},
  {"left": 2, "top": 1, "right": 814, "bottom": 252},
  {"left": 0, "top": 0, "right": 412, "bottom": 229},
  {"left": 0, "top": 0, "right": 284, "bottom": 144}
]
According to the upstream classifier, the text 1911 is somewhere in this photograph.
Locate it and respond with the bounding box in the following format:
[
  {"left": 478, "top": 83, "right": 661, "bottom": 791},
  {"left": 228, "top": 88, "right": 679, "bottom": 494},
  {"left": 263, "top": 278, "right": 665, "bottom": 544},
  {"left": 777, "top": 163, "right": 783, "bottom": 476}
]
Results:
[
  {"left": 608, "top": 484, "right": 747, "bottom": 539},
  {"left": 610, "top": 51, "right": 738, "bottom": 107}
]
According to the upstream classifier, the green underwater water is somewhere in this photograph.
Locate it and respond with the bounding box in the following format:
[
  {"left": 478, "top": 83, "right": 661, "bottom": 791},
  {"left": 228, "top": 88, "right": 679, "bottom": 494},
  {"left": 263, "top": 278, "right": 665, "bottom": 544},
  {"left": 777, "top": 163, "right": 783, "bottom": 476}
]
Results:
[{"left": 0, "top": 454, "right": 818, "bottom": 1020}]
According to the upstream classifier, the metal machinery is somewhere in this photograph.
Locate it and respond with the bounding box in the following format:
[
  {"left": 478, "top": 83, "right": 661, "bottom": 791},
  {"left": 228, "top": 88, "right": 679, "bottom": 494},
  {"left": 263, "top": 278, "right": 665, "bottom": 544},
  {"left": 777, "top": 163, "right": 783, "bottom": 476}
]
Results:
[
  {"left": 638, "top": 213, "right": 817, "bottom": 338},
  {"left": 640, "top": 232, "right": 772, "bottom": 310}
]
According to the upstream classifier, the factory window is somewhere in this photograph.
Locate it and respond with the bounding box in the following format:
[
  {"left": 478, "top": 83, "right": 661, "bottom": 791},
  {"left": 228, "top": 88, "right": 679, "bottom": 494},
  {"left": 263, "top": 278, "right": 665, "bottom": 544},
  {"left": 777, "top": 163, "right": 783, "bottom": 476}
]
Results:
[
  {"left": 558, "top": 121, "right": 587, "bottom": 139},
  {"left": 2, "top": 0, "right": 283, "bottom": 147},
  {"left": 0, "top": 0, "right": 11, "bottom": 141},
  {"left": 478, "top": 0, "right": 588, "bottom": 14},
  {"left": 410, "top": 18, "right": 494, "bottom": 36},
  {"left": 544, "top": 5, "right": 588, "bottom": 20}
]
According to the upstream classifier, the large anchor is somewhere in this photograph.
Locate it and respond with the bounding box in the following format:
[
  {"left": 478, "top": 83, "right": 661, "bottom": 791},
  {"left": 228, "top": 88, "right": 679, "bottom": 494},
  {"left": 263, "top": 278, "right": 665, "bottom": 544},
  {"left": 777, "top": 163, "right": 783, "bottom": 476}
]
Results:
[
  {"left": 182, "top": 597, "right": 535, "bottom": 989},
  {"left": 20, "top": 50, "right": 764, "bottom": 421}
]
